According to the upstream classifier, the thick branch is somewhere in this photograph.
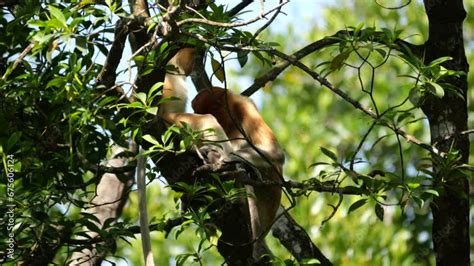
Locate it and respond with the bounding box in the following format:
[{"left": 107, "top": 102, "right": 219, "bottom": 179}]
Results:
[
  {"left": 191, "top": 49, "right": 212, "bottom": 90},
  {"left": 194, "top": 160, "right": 371, "bottom": 197},
  {"left": 69, "top": 144, "right": 136, "bottom": 265},
  {"left": 285, "top": 180, "right": 369, "bottom": 196},
  {"left": 131, "top": 0, "right": 150, "bottom": 17},
  {"left": 272, "top": 207, "right": 333, "bottom": 266},
  {"left": 227, "top": 0, "right": 254, "bottom": 17},
  {"left": 243, "top": 29, "right": 422, "bottom": 96},
  {"left": 260, "top": 48, "right": 438, "bottom": 156},
  {"left": 96, "top": 19, "right": 128, "bottom": 90}
]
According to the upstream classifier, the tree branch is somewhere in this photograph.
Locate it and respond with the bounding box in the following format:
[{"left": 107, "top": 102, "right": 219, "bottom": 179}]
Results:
[
  {"left": 227, "top": 0, "right": 254, "bottom": 17},
  {"left": 96, "top": 19, "right": 128, "bottom": 90},
  {"left": 243, "top": 29, "right": 422, "bottom": 96},
  {"left": 69, "top": 144, "right": 136, "bottom": 265},
  {"left": 191, "top": 49, "right": 213, "bottom": 90},
  {"left": 266, "top": 48, "right": 437, "bottom": 155},
  {"left": 176, "top": 0, "right": 289, "bottom": 27},
  {"left": 272, "top": 207, "right": 333, "bottom": 266}
]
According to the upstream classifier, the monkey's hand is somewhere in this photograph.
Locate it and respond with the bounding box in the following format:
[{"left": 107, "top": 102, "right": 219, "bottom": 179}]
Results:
[
  {"left": 196, "top": 145, "right": 228, "bottom": 164},
  {"left": 192, "top": 152, "right": 242, "bottom": 179}
]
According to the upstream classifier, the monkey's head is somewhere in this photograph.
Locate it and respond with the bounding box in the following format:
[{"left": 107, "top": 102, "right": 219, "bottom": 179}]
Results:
[
  {"left": 192, "top": 87, "right": 255, "bottom": 136},
  {"left": 192, "top": 87, "right": 233, "bottom": 116}
]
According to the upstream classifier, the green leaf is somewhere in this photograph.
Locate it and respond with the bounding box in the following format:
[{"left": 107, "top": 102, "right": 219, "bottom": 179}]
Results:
[
  {"left": 46, "top": 78, "right": 66, "bottom": 88},
  {"left": 125, "top": 102, "right": 143, "bottom": 109},
  {"left": 330, "top": 51, "right": 350, "bottom": 71},
  {"left": 409, "top": 87, "right": 422, "bottom": 106},
  {"left": 428, "top": 56, "right": 452, "bottom": 67},
  {"left": 375, "top": 203, "right": 384, "bottom": 221},
  {"left": 426, "top": 81, "right": 444, "bottom": 98},
  {"left": 309, "top": 162, "right": 330, "bottom": 168},
  {"left": 375, "top": 48, "right": 387, "bottom": 58},
  {"left": 353, "top": 22, "right": 364, "bottom": 36},
  {"left": 28, "top": 20, "right": 49, "bottom": 28},
  {"left": 320, "top": 147, "right": 337, "bottom": 162},
  {"left": 97, "top": 96, "right": 116, "bottom": 107},
  {"left": 146, "top": 106, "right": 158, "bottom": 115},
  {"left": 395, "top": 111, "right": 414, "bottom": 124},
  {"left": 81, "top": 212, "right": 102, "bottom": 224},
  {"left": 252, "top": 50, "right": 271, "bottom": 66},
  {"left": 148, "top": 82, "right": 163, "bottom": 98},
  {"left": 6, "top": 132, "right": 21, "bottom": 152},
  {"left": 211, "top": 57, "right": 225, "bottom": 82},
  {"left": 348, "top": 198, "right": 367, "bottom": 214},
  {"left": 237, "top": 51, "right": 249, "bottom": 68},
  {"left": 135, "top": 92, "right": 147, "bottom": 104},
  {"left": 300, "top": 258, "right": 321, "bottom": 265},
  {"left": 48, "top": 5, "right": 67, "bottom": 28},
  {"left": 132, "top": 128, "right": 140, "bottom": 140},
  {"left": 142, "top": 134, "right": 159, "bottom": 145},
  {"left": 412, "top": 196, "right": 424, "bottom": 208},
  {"left": 75, "top": 36, "right": 88, "bottom": 53},
  {"left": 423, "top": 189, "right": 439, "bottom": 197}
]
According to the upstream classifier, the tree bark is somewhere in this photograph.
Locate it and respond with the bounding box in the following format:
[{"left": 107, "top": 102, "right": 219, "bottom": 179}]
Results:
[
  {"left": 272, "top": 207, "right": 332, "bottom": 266},
  {"left": 69, "top": 144, "right": 136, "bottom": 265},
  {"left": 421, "top": 1, "right": 470, "bottom": 265}
]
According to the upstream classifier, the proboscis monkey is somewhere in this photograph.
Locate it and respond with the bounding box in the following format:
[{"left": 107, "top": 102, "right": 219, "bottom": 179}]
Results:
[
  {"left": 158, "top": 48, "right": 232, "bottom": 157},
  {"left": 192, "top": 87, "right": 284, "bottom": 260},
  {"left": 158, "top": 49, "right": 283, "bottom": 263}
]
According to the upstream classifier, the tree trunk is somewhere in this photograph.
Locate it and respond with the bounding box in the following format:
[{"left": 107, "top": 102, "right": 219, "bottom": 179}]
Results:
[
  {"left": 421, "top": 1, "right": 470, "bottom": 265},
  {"left": 69, "top": 144, "right": 135, "bottom": 265}
]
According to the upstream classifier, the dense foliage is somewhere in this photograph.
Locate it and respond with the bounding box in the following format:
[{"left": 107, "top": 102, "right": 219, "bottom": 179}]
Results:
[{"left": 0, "top": 1, "right": 472, "bottom": 265}]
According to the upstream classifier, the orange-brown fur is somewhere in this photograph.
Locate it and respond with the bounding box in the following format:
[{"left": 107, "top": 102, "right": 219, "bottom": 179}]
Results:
[
  {"left": 161, "top": 49, "right": 284, "bottom": 261},
  {"left": 159, "top": 47, "right": 196, "bottom": 115},
  {"left": 159, "top": 49, "right": 232, "bottom": 154},
  {"left": 192, "top": 87, "right": 284, "bottom": 258}
]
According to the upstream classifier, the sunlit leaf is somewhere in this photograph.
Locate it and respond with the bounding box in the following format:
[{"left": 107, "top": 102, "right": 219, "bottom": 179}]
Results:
[
  {"left": 428, "top": 56, "right": 452, "bottom": 67},
  {"left": 142, "top": 134, "right": 159, "bottom": 145},
  {"left": 48, "top": 5, "right": 67, "bottom": 28},
  {"left": 426, "top": 81, "right": 445, "bottom": 98}
]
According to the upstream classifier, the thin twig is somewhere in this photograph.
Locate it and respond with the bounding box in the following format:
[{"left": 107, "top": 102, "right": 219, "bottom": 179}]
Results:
[
  {"left": 1, "top": 42, "right": 34, "bottom": 80},
  {"left": 321, "top": 194, "right": 343, "bottom": 226},
  {"left": 350, "top": 121, "right": 377, "bottom": 172},
  {"left": 460, "top": 129, "right": 474, "bottom": 135},
  {"left": 185, "top": 5, "right": 207, "bottom": 20},
  {"left": 242, "top": 29, "right": 422, "bottom": 96},
  {"left": 176, "top": 0, "right": 289, "bottom": 27},
  {"left": 247, "top": 0, "right": 284, "bottom": 45}
]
